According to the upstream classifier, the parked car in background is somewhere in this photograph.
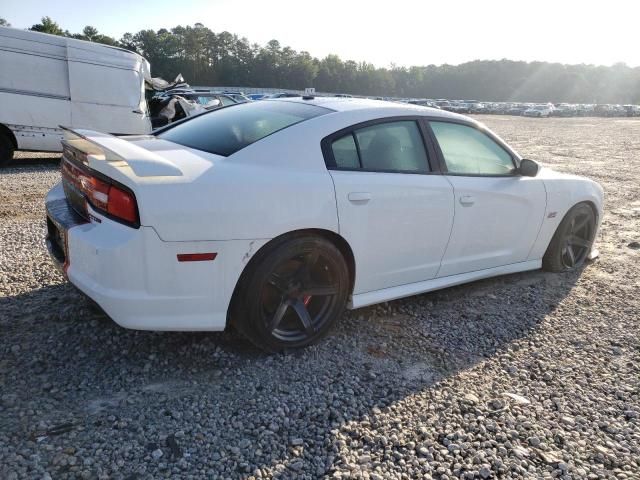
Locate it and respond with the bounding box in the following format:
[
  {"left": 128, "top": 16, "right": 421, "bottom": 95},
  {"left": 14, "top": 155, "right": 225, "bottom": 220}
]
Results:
[
  {"left": 204, "top": 93, "right": 241, "bottom": 107},
  {"left": 463, "top": 101, "right": 485, "bottom": 114},
  {"left": 524, "top": 104, "right": 553, "bottom": 117},
  {"left": 221, "top": 92, "right": 252, "bottom": 103},
  {"left": 370, "top": 98, "right": 638, "bottom": 118},
  {"left": 552, "top": 104, "right": 576, "bottom": 117},
  {"left": 0, "top": 26, "right": 154, "bottom": 167},
  {"left": 45, "top": 98, "right": 603, "bottom": 351},
  {"left": 505, "top": 104, "right": 525, "bottom": 116},
  {"left": 450, "top": 103, "right": 470, "bottom": 114},
  {"left": 488, "top": 103, "right": 508, "bottom": 114},
  {"left": 408, "top": 100, "right": 441, "bottom": 109},
  {"left": 266, "top": 92, "right": 301, "bottom": 99},
  {"left": 434, "top": 100, "right": 452, "bottom": 109},
  {"left": 624, "top": 105, "right": 640, "bottom": 117},
  {"left": 579, "top": 104, "right": 595, "bottom": 116},
  {"left": 594, "top": 104, "right": 617, "bottom": 117},
  {"left": 182, "top": 92, "right": 239, "bottom": 108}
]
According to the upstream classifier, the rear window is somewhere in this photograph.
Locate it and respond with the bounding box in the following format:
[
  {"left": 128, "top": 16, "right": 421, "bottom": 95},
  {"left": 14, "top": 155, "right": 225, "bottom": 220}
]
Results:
[{"left": 156, "top": 100, "right": 332, "bottom": 156}]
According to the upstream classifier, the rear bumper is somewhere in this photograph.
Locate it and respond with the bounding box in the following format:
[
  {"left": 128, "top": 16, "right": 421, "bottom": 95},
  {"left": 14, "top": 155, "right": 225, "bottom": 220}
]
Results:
[
  {"left": 45, "top": 182, "right": 266, "bottom": 331},
  {"left": 45, "top": 193, "right": 87, "bottom": 274}
]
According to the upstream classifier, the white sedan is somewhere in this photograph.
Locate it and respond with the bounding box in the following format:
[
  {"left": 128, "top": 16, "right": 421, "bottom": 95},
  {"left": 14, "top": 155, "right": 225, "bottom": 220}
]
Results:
[{"left": 45, "top": 98, "right": 603, "bottom": 351}]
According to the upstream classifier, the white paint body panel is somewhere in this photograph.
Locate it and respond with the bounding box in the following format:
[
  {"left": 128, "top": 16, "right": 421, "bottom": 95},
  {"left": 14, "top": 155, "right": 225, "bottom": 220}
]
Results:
[
  {"left": 438, "top": 175, "right": 547, "bottom": 277},
  {"left": 47, "top": 182, "right": 267, "bottom": 330},
  {"left": 330, "top": 170, "right": 454, "bottom": 293},
  {"left": 527, "top": 168, "right": 604, "bottom": 259},
  {"left": 0, "top": 26, "right": 151, "bottom": 152},
  {"left": 44, "top": 98, "right": 604, "bottom": 331}
]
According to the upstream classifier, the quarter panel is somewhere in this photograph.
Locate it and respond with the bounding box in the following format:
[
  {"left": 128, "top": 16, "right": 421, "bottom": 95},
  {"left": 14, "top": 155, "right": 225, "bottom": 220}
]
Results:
[{"left": 140, "top": 162, "right": 340, "bottom": 242}]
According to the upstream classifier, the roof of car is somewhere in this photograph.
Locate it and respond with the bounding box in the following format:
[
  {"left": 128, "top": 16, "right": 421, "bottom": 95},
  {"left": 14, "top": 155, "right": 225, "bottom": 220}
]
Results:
[{"left": 270, "top": 96, "right": 464, "bottom": 119}]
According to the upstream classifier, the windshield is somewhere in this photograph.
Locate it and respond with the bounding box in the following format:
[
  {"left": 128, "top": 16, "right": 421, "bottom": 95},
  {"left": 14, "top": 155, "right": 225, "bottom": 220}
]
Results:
[{"left": 156, "top": 100, "right": 332, "bottom": 156}]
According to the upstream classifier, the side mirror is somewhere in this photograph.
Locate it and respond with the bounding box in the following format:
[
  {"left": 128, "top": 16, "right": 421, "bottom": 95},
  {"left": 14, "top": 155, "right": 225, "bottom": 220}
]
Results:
[{"left": 519, "top": 158, "right": 539, "bottom": 177}]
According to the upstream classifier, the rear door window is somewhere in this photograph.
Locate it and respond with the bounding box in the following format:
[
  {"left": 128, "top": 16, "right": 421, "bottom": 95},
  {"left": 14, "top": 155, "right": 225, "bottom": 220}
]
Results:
[
  {"left": 331, "top": 134, "right": 360, "bottom": 169},
  {"left": 329, "top": 120, "right": 430, "bottom": 173},
  {"left": 356, "top": 121, "right": 429, "bottom": 172}
]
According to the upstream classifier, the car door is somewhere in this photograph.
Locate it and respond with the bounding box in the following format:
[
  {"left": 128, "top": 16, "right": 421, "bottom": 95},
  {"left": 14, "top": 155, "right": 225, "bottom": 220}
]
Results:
[
  {"left": 323, "top": 119, "right": 455, "bottom": 295},
  {"left": 427, "top": 120, "right": 546, "bottom": 278}
]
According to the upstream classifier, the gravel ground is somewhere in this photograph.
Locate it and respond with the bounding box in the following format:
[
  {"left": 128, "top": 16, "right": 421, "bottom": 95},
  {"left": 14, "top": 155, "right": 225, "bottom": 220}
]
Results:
[{"left": 1, "top": 117, "right": 639, "bottom": 479}]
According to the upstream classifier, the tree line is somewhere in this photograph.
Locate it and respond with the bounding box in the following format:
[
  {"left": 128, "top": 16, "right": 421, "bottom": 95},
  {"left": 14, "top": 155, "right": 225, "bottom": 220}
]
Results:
[{"left": 3, "top": 16, "right": 640, "bottom": 104}]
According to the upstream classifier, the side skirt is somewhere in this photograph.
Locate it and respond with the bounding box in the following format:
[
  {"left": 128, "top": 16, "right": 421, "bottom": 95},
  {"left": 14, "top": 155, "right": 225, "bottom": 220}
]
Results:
[{"left": 349, "top": 259, "right": 542, "bottom": 309}]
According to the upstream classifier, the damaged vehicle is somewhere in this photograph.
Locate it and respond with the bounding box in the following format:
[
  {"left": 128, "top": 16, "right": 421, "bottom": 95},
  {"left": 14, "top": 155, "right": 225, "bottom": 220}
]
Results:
[
  {"left": 44, "top": 98, "right": 603, "bottom": 351},
  {"left": 0, "top": 26, "right": 189, "bottom": 166},
  {"left": 148, "top": 87, "right": 241, "bottom": 128}
]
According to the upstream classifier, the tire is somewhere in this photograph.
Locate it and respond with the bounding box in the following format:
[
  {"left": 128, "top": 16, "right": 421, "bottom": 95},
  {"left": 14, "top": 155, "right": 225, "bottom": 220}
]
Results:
[
  {"left": 0, "top": 131, "right": 15, "bottom": 168},
  {"left": 231, "top": 235, "right": 350, "bottom": 352},
  {"left": 542, "top": 203, "right": 596, "bottom": 272}
]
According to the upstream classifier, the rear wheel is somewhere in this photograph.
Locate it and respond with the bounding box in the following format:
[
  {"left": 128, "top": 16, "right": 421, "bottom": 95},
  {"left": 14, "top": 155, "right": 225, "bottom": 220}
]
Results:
[
  {"left": 543, "top": 203, "right": 596, "bottom": 272},
  {"left": 0, "top": 131, "right": 15, "bottom": 168},
  {"left": 232, "top": 236, "right": 349, "bottom": 352}
]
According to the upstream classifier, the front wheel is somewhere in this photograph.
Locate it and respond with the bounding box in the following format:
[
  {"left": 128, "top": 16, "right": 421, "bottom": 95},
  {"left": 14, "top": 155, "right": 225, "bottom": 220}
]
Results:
[
  {"left": 543, "top": 203, "right": 596, "bottom": 272},
  {"left": 231, "top": 236, "right": 350, "bottom": 352}
]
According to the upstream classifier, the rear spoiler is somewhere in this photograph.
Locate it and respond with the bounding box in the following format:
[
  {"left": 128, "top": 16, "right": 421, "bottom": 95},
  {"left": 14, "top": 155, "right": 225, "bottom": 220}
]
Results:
[{"left": 60, "top": 127, "right": 183, "bottom": 177}]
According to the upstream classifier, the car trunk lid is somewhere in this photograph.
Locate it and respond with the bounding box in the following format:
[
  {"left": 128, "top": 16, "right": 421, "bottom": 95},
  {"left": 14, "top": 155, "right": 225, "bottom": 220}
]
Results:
[
  {"left": 60, "top": 128, "right": 183, "bottom": 226},
  {"left": 61, "top": 128, "right": 184, "bottom": 178}
]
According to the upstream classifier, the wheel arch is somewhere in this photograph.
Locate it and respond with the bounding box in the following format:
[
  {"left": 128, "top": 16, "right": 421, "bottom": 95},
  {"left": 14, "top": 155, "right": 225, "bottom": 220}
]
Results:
[
  {"left": 542, "top": 199, "right": 599, "bottom": 257},
  {"left": 227, "top": 228, "right": 356, "bottom": 325},
  {"left": 581, "top": 200, "right": 599, "bottom": 223},
  {"left": 554, "top": 199, "right": 600, "bottom": 237}
]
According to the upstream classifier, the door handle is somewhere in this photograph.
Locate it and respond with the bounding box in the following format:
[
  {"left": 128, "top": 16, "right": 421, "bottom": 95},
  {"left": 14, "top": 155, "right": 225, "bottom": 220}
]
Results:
[
  {"left": 459, "top": 195, "right": 476, "bottom": 206},
  {"left": 348, "top": 192, "right": 372, "bottom": 204}
]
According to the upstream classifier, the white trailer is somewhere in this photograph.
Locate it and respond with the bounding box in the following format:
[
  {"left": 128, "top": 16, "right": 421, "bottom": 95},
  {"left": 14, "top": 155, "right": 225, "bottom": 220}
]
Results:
[{"left": 0, "top": 26, "right": 153, "bottom": 166}]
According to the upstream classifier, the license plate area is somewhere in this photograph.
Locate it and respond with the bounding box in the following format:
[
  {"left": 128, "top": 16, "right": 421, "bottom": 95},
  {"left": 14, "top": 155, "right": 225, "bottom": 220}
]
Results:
[
  {"left": 46, "top": 216, "right": 67, "bottom": 265},
  {"left": 45, "top": 197, "right": 88, "bottom": 272}
]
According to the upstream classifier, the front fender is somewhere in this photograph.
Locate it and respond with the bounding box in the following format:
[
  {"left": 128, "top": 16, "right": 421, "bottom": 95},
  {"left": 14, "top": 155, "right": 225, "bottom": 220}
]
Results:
[{"left": 527, "top": 170, "right": 604, "bottom": 260}]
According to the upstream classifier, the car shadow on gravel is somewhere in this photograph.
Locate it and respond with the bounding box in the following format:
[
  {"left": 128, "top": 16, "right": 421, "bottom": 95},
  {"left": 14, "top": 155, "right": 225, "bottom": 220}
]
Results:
[{"left": 0, "top": 265, "right": 588, "bottom": 478}]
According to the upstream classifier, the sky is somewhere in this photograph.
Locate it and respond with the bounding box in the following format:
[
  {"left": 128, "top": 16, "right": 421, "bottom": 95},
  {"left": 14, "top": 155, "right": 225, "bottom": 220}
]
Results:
[{"left": 2, "top": 0, "right": 640, "bottom": 68}]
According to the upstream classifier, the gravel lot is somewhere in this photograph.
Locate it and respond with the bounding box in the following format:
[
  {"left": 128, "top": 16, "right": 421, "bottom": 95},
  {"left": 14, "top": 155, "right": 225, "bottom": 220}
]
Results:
[{"left": 1, "top": 117, "right": 639, "bottom": 479}]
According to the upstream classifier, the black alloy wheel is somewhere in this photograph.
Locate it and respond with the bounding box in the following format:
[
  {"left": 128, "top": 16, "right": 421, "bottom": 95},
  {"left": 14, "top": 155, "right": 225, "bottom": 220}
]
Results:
[
  {"left": 232, "top": 236, "right": 349, "bottom": 351},
  {"left": 559, "top": 209, "right": 595, "bottom": 268},
  {"left": 262, "top": 249, "right": 340, "bottom": 341},
  {"left": 543, "top": 203, "right": 596, "bottom": 272}
]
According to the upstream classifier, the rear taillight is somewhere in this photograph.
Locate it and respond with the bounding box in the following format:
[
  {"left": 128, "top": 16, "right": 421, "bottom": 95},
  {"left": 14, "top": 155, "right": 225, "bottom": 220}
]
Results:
[
  {"left": 86, "top": 176, "right": 110, "bottom": 210},
  {"left": 62, "top": 158, "right": 139, "bottom": 227},
  {"left": 107, "top": 185, "right": 138, "bottom": 224}
]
